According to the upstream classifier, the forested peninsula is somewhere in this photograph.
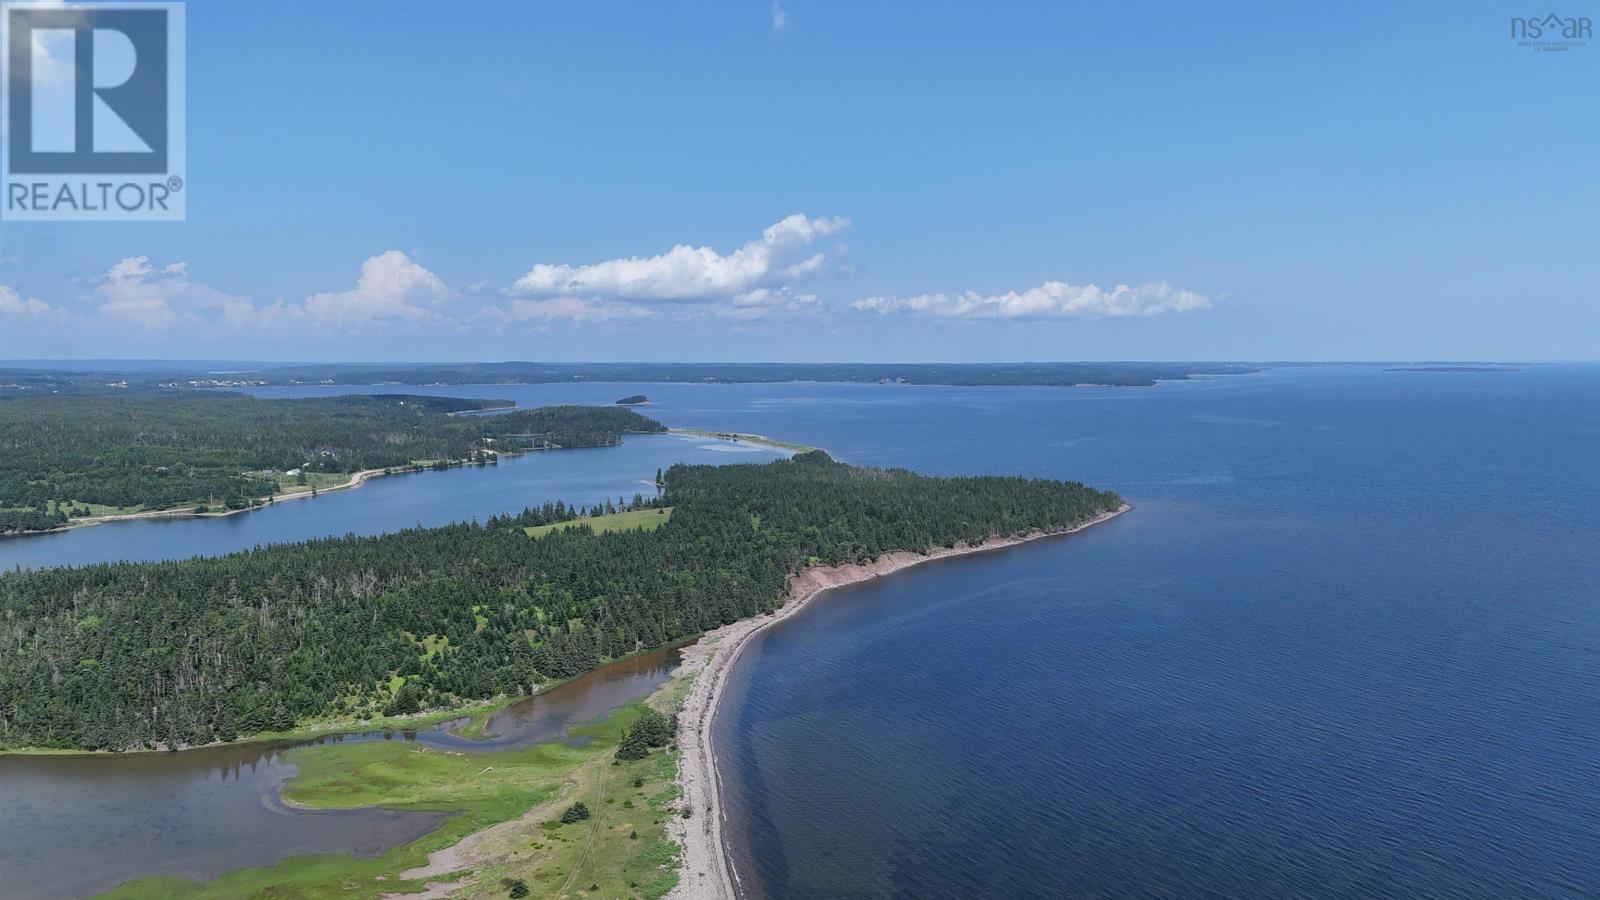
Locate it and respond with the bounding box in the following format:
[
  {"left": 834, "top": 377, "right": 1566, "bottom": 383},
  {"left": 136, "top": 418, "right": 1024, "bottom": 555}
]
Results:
[
  {"left": 0, "top": 394, "right": 663, "bottom": 533},
  {"left": 0, "top": 452, "right": 1121, "bottom": 750}
]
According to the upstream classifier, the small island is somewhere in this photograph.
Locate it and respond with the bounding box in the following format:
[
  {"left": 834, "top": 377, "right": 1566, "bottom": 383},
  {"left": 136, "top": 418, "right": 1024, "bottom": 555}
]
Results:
[{"left": 614, "top": 394, "right": 651, "bottom": 405}]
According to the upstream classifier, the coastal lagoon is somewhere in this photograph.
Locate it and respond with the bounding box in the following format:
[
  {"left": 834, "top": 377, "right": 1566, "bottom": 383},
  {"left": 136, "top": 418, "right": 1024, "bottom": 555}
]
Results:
[
  {"left": 4, "top": 366, "right": 1596, "bottom": 897},
  {"left": 0, "top": 645, "right": 682, "bottom": 899}
]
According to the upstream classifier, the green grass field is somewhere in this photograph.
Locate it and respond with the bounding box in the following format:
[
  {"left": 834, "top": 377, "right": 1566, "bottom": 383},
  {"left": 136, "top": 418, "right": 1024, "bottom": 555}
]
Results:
[
  {"left": 104, "top": 688, "right": 685, "bottom": 899},
  {"left": 67, "top": 501, "right": 148, "bottom": 517},
  {"left": 273, "top": 471, "right": 352, "bottom": 496},
  {"left": 526, "top": 507, "right": 673, "bottom": 539}
]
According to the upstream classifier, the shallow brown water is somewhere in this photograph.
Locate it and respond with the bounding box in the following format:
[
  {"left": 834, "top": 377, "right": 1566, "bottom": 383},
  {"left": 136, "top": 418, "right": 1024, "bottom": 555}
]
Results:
[{"left": 0, "top": 645, "right": 681, "bottom": 898}]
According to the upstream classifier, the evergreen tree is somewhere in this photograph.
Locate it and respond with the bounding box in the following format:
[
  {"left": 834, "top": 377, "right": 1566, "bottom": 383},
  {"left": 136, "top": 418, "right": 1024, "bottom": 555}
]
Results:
[{"left": 560, "top": 801, "right": 591, "bottom": 824}]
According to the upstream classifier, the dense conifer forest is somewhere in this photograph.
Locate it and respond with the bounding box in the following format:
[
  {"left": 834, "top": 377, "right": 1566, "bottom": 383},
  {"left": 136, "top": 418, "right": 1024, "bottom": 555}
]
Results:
[
  {"left": 0, "top": 395, "right": 663, "bottom": 532},
  {"left": 0, "top": 452, "right": 1119, "bottom": 750}
]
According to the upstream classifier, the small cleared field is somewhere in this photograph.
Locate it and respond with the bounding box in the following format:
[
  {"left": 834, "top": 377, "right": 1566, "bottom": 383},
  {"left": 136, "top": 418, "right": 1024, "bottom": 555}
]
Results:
[
  {"left": 63, "top": 501, "right": 147, "bottom": 517},
  {"left": 273, "top": 471, "right": 351, "bottom": 496},
  {"left": 527, "top": 507, "right": 673, "bottom": 539}
]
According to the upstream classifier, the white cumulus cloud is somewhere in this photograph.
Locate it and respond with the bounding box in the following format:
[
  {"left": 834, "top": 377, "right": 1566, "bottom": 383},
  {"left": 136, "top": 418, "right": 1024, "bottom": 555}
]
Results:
[
  {"left": 0, "top": 285, "right": 66, "bottom": 322},
  {"left": 853, "top": 280, "right": 1211, "bottom": 319},
  {"left": 506, "top": 214, "right": 848, "bottom": 318},
  {"left": 75, "top": 251, "right": 457, "bottom": 336},
  {"left": 95, "top": 256, "right": 247, "bottom": 330},
  {"left": 301, "top": 250, "right": 455, "bottom": 331}
]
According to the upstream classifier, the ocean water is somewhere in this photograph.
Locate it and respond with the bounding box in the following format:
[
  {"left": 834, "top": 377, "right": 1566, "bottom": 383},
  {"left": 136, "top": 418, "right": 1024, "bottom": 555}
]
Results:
[{"left": 700, "top": 366, "right": 1600, "bottom": 898}]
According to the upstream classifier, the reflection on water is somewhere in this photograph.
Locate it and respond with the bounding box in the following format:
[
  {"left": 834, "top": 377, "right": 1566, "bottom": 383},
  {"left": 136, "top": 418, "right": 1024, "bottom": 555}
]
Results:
[
  {"left": 455, "top": 646, "right": 688, "bottom": 751},
  {"left": 0, "top": 645, "right": 681, "bottom": 899}
]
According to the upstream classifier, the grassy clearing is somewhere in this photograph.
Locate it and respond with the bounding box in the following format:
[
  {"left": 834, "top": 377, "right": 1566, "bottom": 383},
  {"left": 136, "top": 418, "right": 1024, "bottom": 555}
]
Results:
[
  {"left": 30, "top": 471, "right": 350, "bottom": 526},
  {"left": 526, "top": 507, "right": 674, "bottom": 539},
  {"left": 102, "top": 680, "right": 685, "bottom": 900},
  {"left": 273, "top": 471, "right": 351, "bottom": 496},
  {"left": 63, "top": 501, "right": 147, "bottom": 517},
  {"left": 3, "top": 500, "right": 163, "bottom": 519}
]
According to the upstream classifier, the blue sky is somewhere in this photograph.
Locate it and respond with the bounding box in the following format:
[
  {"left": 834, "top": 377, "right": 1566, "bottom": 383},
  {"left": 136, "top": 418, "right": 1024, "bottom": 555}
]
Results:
[{"left": 1, "top": 1, "right": 1595, "bottom": 362}]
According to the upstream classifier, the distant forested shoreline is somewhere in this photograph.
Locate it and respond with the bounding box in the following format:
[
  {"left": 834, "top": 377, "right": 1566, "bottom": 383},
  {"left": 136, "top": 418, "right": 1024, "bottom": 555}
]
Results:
[
  {"left": 0, "top": 395, "right": 663, "bottom": 533},
  {"left": 0, "top": 452, "right": 1121, "bottom": 751},
  {"left": 0, "top": 360, "right": 1261, "bottom": 397}
]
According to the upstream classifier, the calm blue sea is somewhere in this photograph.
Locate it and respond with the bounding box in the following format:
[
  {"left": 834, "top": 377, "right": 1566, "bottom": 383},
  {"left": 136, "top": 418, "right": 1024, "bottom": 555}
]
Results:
[{"left": 703, "top": 365, "right": 1600, "bottom": 899}]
